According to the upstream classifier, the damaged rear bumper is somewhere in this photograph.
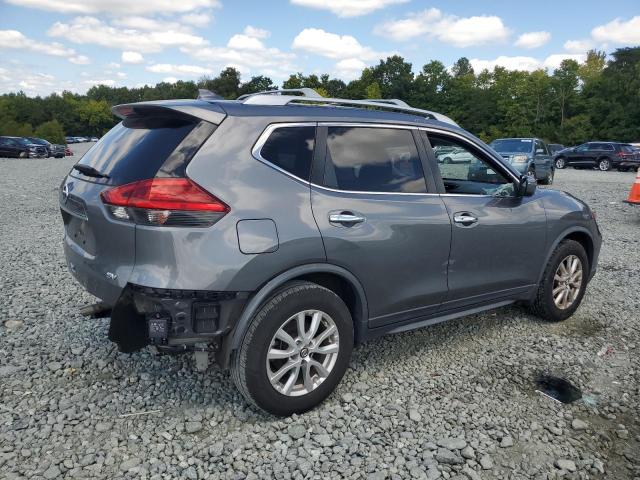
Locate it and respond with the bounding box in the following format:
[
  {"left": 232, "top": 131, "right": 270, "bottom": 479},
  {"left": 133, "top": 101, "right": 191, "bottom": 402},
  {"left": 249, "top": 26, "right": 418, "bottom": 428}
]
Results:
[{"left": 108, "top": 284, "right": 249, "bottom": 354}]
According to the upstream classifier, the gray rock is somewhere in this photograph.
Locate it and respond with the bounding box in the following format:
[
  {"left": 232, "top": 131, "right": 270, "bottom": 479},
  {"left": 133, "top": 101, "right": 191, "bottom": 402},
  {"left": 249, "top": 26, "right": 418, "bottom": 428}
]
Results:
[
  {"left": 95, "top": 421, "right": 112, "bottom": 433},
  {"left": 460, "top": 446, "right": 475, "bottom": 459},
  {"left": 479, "top": 455, "right": 493, "bottom": 470},
  {"left": 314, "top": 434, "right": 334, "bottom": 447},
  {"left": 437, "top": 438, "right": 467, "bottom": 450},
  {"left": 571, "top": 419, "right": 588, "bottom": 430},
  {"left": 43, "top": 465, "right": 61, "bottom": 479},
  {"left": 555, "top": 459, "right": 576, "bottom": 472},
  {"left": 0, "top": 366, "right": 21, "bottom": 378},
  {"left": 288, "top": 424, "right": 306, "bottom": 439},
  {"left": 499, "top": 436, "right": 514, "bottom": 447},
  {"left": 409, "top": 409, "right": 422, "bottom": 422},
  {"left": 184, "top": 421, "right": 203, "bottom": 434},
  {"left": 4, "top": 319, "right": 23, "bottom": 330},
  {"left": 120, "top": 457, "right": 141, "bottom": 471},
  {"left": 434, "top": 448, "right": 463, "bottom": 465},
  {"left": 47, "top": 361, "right": 62, "bottom": 372}
]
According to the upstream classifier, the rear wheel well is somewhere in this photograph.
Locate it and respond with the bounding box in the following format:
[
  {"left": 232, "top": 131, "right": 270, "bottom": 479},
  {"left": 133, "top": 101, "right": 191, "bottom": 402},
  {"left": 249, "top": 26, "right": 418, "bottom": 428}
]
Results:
[
  {"left": 293, "top": 272, "right": 363, "bottom": 341},
  {"left": 562, "top": 231, "right": 593, "bottom": 270}
]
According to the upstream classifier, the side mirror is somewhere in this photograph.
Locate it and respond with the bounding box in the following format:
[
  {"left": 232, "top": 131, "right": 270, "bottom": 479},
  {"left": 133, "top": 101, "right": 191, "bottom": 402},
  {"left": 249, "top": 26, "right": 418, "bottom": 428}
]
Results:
[{"left": 519, "top": 175, "right": 537, "bottom": 197}]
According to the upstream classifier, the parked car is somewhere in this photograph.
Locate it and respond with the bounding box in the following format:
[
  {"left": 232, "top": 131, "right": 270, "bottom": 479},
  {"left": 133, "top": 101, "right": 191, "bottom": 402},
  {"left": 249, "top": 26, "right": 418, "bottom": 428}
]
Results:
[
  {"left": 90, "top": 137, "right": 99, "bottom": 142},
  {"left": 554, "top": 141, "right": 638, "bottom": 171},
  {"left": 548, "top": 143, "right": 565, "bottom": 155},
  {"left": 434, "top": 145, "right": 474, "bottom": 163},
  {"left": 0, "top": 136, "right": 48, "bottom": 158},
  {"left": 489, "top": 137, "right": 555, "bottom": 184},
  {"left": 60, "top": 90, "right": 601, "bottom": 415},
  {"left": 50, "top": 144, "right": 67, "bottom": 158},
  {"left": 65, "top": 136, "right": 77, "bottom": 144},
  {"left": 25, "top": 137, "right": 53, "bottom": 157},
  {"left": 65, "top": 146, "right": 73, "bottom": 156}
]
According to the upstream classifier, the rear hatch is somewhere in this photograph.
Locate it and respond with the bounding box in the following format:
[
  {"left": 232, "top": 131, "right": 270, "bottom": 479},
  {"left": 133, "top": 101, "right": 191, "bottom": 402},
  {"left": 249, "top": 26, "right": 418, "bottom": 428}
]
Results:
[{"left": 60, "top": 102, "right": 225, "bottom": 303}]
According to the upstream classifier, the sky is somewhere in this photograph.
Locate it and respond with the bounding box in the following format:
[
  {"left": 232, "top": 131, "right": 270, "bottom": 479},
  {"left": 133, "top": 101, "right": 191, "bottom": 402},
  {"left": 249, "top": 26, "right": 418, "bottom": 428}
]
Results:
[{"left": 0, "top": 0, "right": 639, "bottom": 97}]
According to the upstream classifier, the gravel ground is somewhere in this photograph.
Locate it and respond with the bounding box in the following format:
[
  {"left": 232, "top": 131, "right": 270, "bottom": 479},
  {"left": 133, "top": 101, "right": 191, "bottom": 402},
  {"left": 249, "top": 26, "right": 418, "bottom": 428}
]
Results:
[{"left": 1, "top": 144, "right": 639, "bottom": 480}]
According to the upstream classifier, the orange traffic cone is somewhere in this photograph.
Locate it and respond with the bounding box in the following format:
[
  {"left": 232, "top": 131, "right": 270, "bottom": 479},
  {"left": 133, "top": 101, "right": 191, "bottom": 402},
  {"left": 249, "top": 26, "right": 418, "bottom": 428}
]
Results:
[{"left": 625, "top": 169, "right": 640, "bottom": 205}]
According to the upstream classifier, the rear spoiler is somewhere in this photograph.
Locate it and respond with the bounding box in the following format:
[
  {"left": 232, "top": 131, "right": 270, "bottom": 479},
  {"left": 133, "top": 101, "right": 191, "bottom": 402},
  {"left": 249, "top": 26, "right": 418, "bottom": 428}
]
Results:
[{"left": 112, "top": 100, "right": 226, "bottom": 125}]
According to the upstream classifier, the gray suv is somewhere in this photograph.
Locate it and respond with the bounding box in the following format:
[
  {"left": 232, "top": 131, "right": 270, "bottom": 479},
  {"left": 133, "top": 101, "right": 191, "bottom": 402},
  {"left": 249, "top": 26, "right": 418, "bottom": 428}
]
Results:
[{"left": 60, "top": 89, "right": 601, "bottom": 416}]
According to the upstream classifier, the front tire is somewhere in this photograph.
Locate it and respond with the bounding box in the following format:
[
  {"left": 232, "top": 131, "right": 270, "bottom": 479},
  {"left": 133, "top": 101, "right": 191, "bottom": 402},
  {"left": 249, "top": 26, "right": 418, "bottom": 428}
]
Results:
[
  {"left": 598, "top": 158, "right": 611, "bottom": 171},
  {"left": 555, "top": 157, "right": 566, "bottom": 169},
  {"left": 539, "top": 169, "right": 554, "bottom": 185},
  {"left": 528, "top": 240, "right": 588, "bottom": 322},
  {"left": 231, "top": 281, "right": 353, "bottom": 416}
]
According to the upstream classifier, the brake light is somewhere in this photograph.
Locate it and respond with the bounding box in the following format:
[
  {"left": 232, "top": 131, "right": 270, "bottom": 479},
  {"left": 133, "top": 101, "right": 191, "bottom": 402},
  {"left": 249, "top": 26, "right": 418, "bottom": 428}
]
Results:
[{"left": 101, "top": 178, "right": 229, "bottom": 227}]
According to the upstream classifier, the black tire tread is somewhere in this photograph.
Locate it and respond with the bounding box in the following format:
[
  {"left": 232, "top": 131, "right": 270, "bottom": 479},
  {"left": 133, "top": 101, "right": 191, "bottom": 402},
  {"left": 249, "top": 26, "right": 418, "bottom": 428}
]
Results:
[
  {"left": 231, "top": 281, "right": 345, "bottom": 412},
  {"left": 528, "top": 239, "right": 587, "bottom": 321}
]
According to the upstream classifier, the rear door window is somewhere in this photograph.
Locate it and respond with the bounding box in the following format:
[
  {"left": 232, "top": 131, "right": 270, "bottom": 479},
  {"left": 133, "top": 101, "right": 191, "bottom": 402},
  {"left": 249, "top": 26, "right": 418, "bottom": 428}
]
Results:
[
  {"left": 259, "top": 126, "right": 316, "bottom": 180},
  {"left": 73, "top": 116, "right": 214, "bottom": 185},
  {"left": 323, "top": 126, "right": 427, "bottom": 193}
]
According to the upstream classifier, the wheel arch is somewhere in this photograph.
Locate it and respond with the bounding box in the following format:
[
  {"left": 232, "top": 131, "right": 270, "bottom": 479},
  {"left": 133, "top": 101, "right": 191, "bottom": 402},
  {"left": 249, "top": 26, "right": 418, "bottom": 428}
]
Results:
[
  {"left": 221, "top": 263, "right": 369, "bottom": 368},
  {"left": 537, "top": 227, "right": 595, "bottom": 285}
]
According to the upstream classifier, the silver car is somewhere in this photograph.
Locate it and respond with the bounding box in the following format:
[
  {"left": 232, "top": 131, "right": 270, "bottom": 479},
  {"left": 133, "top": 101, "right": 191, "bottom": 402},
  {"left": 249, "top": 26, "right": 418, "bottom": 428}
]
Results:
[{"left": 60, "top": 89, "right": 601, "bottom": 415}]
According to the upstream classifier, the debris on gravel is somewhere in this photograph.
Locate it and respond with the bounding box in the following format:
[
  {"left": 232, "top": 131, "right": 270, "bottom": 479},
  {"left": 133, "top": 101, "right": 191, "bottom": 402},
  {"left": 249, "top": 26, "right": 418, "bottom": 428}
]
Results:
[{"left": 0, "top": 149, "right": 639, "bottom": 479}]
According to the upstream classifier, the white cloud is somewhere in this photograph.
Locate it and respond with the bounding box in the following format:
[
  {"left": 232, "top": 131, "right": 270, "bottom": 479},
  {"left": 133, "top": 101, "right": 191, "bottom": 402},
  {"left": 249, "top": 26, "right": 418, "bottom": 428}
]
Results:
[
  {"left": 181, "top": 28, "right": 297, "bottom": 80},
  {"left": 543, "top": 53, "right": 586, "bottom": 69},
  {"left": 375, "top": 9, "right": 510, "bottom": 47},
  {"left": 334, "top": 58, "right": 367, "bottom": 80},
  {"left": 243, "top": 26, "right": 270, "bottom": 39},
  {"left": 469, "top": 53, "right": 587, "bottom": 73},
  {"left": 0, "top": 30, "right": 92, "bottom": 65},
  {"left": 121, "top": 51, "right": 144, "bottom": 64},
  {"left": 181, "top": 12, "right": 212, "bottom": 28},
  {"left": 0, "top": 66, "right": 58, "bottom": 96},
  {"left": 470, "top": 56, "right": 541, "bottom": 72},
  {"left": 515, "top": 31, "right": 551, "bottom": 49},
  {"left": 564, "top": 39, "right": 594, "bottom": 53},
  {"left": 6, "top": 0, "right": 220, "bottom": 15},
  {"left": 292, "top": 28, "right": 383, "bottom": 60},
  {"left": 146, "top": 63, "right": 213, "bottom": 76},
  {"left": 113, "top": 16, "right": 188, "bottom": 32},
  {"left": 592, "top": 16, "right": 640, "bottom": 45},
  {"left": 290, "top": 0, "right": 408, "bottom": 17},
  {"left": 69, "top": 54, "right": 91, "bottom": 64},
  {"left": 48, "top": 16, "right": 208, "bottom": 54},
  {"left": 84, "top": 79, "right": 116, "bottom": 87}
]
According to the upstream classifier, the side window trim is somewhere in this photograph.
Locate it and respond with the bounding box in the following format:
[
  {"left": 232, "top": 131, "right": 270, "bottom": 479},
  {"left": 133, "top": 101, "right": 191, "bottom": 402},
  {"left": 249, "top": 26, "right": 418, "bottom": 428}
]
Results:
[{"left": 251, "top": 122, "right": 318, "bottom": 184}]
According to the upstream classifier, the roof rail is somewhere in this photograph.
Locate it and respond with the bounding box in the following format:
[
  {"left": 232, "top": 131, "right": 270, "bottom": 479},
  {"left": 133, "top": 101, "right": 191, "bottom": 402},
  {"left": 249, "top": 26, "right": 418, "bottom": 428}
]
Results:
[
  {"left": 236, "top": 88, "right": 322, "bottom": 101},
  {"left": 239, "top": 89, "right": 458, "bottom": 126},
  {"left": 197, "top": 89, "right": 224, "bottom": 100}
]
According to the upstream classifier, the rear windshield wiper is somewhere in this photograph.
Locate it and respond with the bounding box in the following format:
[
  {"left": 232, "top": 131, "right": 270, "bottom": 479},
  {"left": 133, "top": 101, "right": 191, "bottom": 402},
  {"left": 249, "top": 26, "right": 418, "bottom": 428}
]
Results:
[{"left": 73, "top": 164, "right": 109, "bottom": 179}]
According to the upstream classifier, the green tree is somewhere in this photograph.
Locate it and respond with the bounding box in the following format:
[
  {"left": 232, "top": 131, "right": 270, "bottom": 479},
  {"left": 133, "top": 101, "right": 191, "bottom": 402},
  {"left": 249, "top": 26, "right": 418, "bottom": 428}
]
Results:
[
  {"left": 365, "top": 82, "right": 382, "bottom": 99},
  {"left": 0, "top": 119, "right": 33, "bottom": 137},
  {"left": 34, "top": 119, "right": 66, "bottom": 144},
  {"left": 76, "top": 99, "right": 113, "bottom": 136}
]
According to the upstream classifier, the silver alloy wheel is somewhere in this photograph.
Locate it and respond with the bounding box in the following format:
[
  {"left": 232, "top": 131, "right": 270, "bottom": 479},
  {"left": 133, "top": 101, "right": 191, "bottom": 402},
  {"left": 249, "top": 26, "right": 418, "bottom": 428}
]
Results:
[
  {"left": 266, "top": 309, "right": 339, "bottom": 397},
  {"left": 547, "top": 170, "right": 554, "bottom": 184},
  {"left": 599, "top": 159, "right": 610, "bottom": 171},
  {"left": 555, "top": 158, "right": 565, "bottom": 169},
  {"left": 552, "top": 254, "right": 583, "bottom": 310}
]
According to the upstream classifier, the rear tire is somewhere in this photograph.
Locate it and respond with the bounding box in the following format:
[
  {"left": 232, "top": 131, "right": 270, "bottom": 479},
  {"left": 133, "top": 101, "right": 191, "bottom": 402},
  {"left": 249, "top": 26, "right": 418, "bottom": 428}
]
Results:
[
  {"left": 528, "top": 240, "right": 588, "bottom": 322},
  {"left": 539, "top": 169, "right": 554, "bottom": 185},
  {"left": 231, "top": 281, "right": 353, "bottom": 416},
  {"left": 555, "top": 157, "right": 566, "bottom": 169}
]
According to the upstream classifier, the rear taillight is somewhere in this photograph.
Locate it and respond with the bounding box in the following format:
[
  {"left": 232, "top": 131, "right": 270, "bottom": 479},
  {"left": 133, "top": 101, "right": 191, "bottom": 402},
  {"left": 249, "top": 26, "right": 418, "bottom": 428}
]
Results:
[{"left": 101, "top": 178, "right": 229, "bottom": 227}]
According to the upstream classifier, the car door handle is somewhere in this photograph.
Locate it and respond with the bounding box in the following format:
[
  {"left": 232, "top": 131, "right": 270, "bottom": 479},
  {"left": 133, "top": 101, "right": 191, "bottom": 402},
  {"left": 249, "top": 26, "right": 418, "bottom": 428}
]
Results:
[
  {"left": 453, "top": 212, "right": 478, "bottom": 226},
  {"left": 329, "top": 212, "right": 366, "bottom": 226}
]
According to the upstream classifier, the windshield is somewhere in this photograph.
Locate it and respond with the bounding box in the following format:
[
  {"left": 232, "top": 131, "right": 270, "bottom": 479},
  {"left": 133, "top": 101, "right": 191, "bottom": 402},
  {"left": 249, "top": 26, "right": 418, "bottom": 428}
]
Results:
[
  {"left": 27, "top": 137, "right": 47, "bottom": 145},
  {"left": 490, "top": 139, "right": 533, "bottom": 153}
]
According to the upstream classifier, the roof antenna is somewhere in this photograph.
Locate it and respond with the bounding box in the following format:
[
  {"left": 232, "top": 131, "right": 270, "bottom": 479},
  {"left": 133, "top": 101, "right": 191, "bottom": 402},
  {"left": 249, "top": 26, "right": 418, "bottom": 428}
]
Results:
[{"left": 197, "top": 89, "right": 223, "bottom": 100}]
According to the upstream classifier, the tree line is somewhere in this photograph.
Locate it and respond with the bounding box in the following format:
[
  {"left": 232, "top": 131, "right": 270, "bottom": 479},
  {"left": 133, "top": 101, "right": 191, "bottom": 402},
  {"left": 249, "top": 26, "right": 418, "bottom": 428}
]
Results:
[{"left": 1, "top": 47, "right": 639, "bottom": 146}]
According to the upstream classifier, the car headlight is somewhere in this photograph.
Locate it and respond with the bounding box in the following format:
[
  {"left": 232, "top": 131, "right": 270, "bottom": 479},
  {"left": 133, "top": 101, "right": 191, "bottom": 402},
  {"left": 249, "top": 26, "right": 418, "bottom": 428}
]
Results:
[{"left": 512, "top": 154, "right": 528, "bottom": 163}]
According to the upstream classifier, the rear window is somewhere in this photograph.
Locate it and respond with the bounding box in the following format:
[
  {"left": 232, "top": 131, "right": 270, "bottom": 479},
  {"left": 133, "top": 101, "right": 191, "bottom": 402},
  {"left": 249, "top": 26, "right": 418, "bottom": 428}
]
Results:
[
  {"left": 73, "top": 116, "right": 215, "bottom": 185},
  {"left": 259, "top": 126, "right": 316, "bottom": 180}
]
